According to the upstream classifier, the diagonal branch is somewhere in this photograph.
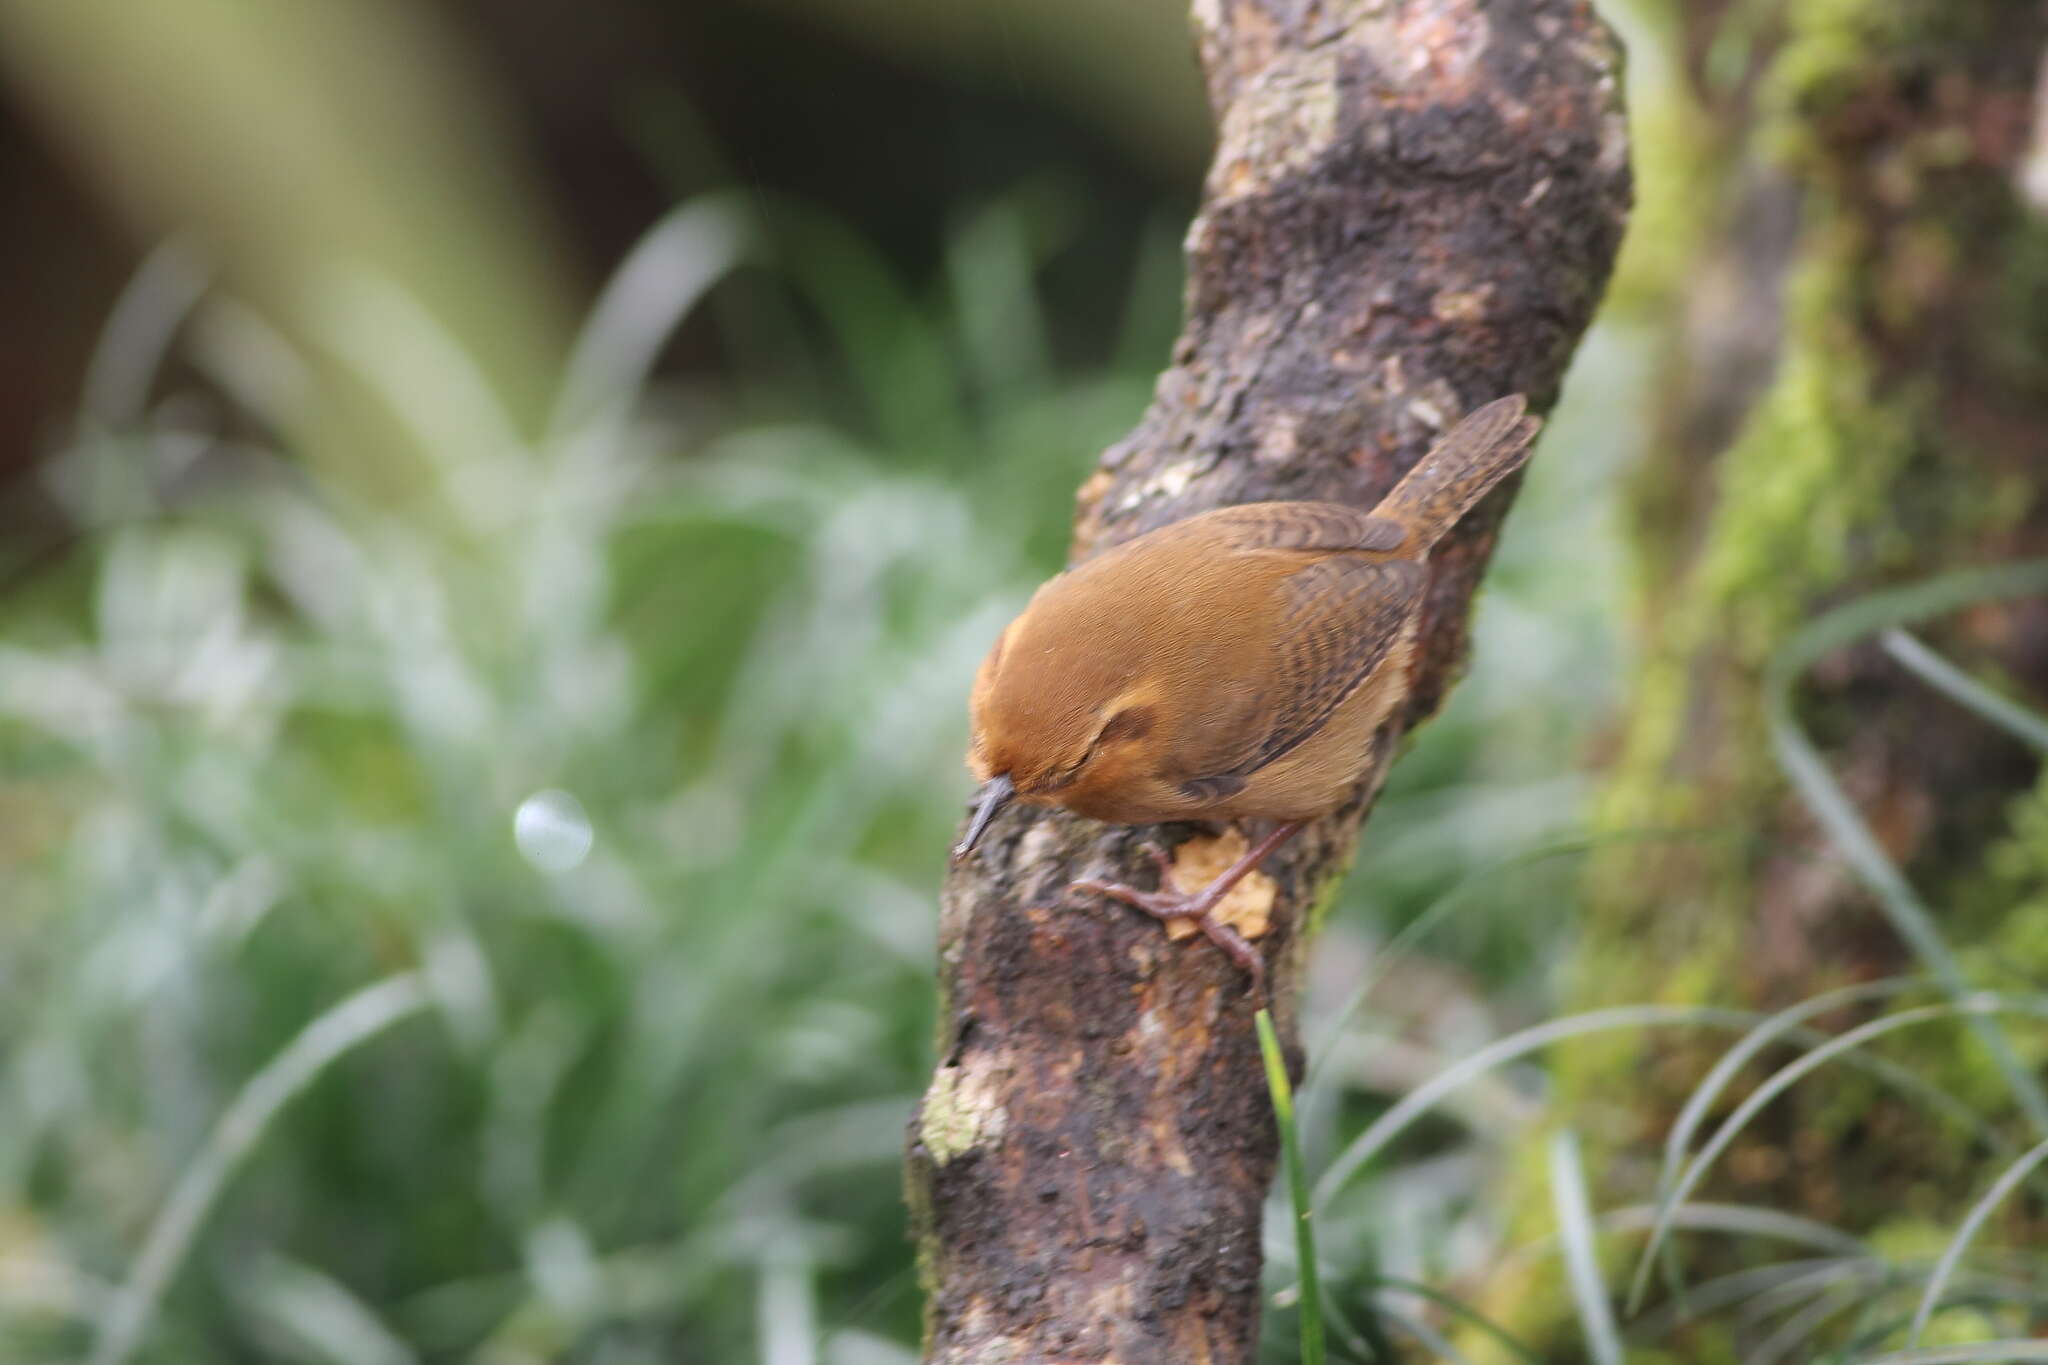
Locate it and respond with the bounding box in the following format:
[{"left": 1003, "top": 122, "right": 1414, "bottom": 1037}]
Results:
[{"left": 906, "top": 3, "right": 1629, "bottom": 1360}]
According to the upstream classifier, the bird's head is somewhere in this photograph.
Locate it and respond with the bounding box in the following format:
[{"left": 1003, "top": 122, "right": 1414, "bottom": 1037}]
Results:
[{"left": 953, "top": 601, "right": 1163, "bottom": 859}]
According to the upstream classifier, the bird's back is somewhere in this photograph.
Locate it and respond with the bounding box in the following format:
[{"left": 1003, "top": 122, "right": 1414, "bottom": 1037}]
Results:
[{"left": 986, "top": 502, "right": 1411, "bottom": 819}]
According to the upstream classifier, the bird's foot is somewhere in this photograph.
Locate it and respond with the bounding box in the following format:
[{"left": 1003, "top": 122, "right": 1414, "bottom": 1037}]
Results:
[{"left": 1070, "top": 854, "right": 1266, "bottom": 996}]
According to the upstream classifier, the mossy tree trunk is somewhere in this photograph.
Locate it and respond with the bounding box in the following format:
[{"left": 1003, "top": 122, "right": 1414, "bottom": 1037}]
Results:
[
  {"left": 1481, "top": 1, "right": 2048, "bottom": 1357},
  {"left": 901, "top": 2, "right": 1630, "bottom": 1361}
]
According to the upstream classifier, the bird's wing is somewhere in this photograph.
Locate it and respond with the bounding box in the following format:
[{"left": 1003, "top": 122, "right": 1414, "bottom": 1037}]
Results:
[
  {"left": 1182, "top": 552, "right": 1425, "bottom": 793},
  {"left": 1200, "top": 501, "right": 1410, "bottom": 554}
]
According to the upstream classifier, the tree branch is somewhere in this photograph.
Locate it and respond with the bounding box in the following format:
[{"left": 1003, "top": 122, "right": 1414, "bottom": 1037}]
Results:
[{"left": 906, "top": 3, "right": 1629, "bottom": 1360}]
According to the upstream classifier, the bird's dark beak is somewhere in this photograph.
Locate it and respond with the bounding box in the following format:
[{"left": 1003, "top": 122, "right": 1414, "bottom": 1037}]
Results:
[{"left": 953, "top": 774, "right": 1015, "bottom": 860}]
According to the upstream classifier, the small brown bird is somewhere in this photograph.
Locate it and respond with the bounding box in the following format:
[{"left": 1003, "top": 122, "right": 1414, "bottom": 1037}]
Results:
[{"left": 956, "top": 394, "right": 1541, "bottom": 986}]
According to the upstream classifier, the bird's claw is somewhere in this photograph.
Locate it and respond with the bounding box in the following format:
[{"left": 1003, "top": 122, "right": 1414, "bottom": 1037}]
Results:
[
  {"left": 1068, "top": 874, "right": 1267, "bottom": 998},
  {"left": 1137, "top": 842, "right": 1179, "bottom": 889}
]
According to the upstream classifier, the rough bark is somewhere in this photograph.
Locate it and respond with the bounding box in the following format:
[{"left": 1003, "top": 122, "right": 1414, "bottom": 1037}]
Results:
[
  {"left": 1477, "top": 2, "right": 2048, "bottom": 1357},
  {"left": 903, "top": 3, "right": 1628, "bottom": 1361}
]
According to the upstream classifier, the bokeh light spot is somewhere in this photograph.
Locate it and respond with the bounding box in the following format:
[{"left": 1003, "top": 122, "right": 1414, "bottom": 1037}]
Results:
[{"left": 514, "top": 789, "right": 593, "bottom": 873}]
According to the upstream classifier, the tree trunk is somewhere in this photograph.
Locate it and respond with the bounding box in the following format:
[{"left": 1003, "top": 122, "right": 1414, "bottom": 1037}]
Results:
[
  {"left": 902, "top": 2, "right": 1629, "bottom": 1360},
  {"left": 1480, "top": 1, "right": 2048, "bottom": 1356}
]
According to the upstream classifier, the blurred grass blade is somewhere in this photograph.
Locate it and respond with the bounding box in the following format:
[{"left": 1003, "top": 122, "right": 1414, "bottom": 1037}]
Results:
[
  {"left": 241, "top": 1254, "right": 420, "bottom": 1365},
  {"left": 523, "top": 1216, "right": 604, "bottom": 1326},
  {"left": 54, "top": 241, "right": 212, "bottom": 528},
  {"left": 1630, "top": 976, "right": 1923, "bottom": 1314},
  {"left": 1316, "top": 1292, "right": 1403, "bottom": 1365},
  {"left": 1549, "top": 1130, "right": 1623, "bottom": 1365},
  {"left": 1312, "top": 1005, "right": 1766, "bottom": 1210},
  {"left": 1768, "top": 706, "right": 2048, "bottom": 1131},
  {"left": 943, "top": 196, "right": 1054, "bottom": 402},
  {"left": 90, "top": 974, "right": 433, "bottom": 1365},
  {"left": 1364, "top": 1275, "right": 1544, "bottom": 1364},
  {"left": 552, "top": 197, "right": 748, "bottom": 441},
  {"left": 1765, "top": 562, "right": 2048, "bottom": 1136},
  {"left": 192, "top": 298, "right": 314, "bottom": 437},
  {"left": 1763, "top": 561, "right": 2048, "bottom": 698},
  {"left": 773, "top": 203, "right": 967, "bottom": 457},
  {"left": 818, "top": 1330, "right": 917, "bottom": 1365},
  {"left": 1374, "top": 1304, "right": 1477, "bottom": 1364},
  {"left": 1728, "top": 1255, "right": 1876, "bottom": 1328},
  {"left": 1854, "top": 1346, "right": 2048, "bottom": 1364},
  {"left": 80, "top": 241, "right": 210, "bottom": 429},
  {"left": 308, "top": 263, "right": 529, "bottom": 514},
  {"left": 1604, "top": 1202, "right": 1869, "bottom": 1258},
  {"left": 1256, "top": 1007, "right": 1330, "bottom": 1365},
  {"left": 1625, "top": 995, "right": 2048, "bottom": 1310},
  {"left": 1621, "top": 1256, "right": 1874, "bottom": 1336},
  {"left": 1656, "top": 978, "right": 1919, "bottom": 1203},
  {"left": 809, "top": 1267, "right": 921, "bottom": 1364},
  {"left": 1905, "top": 1136, "right": 2048, "bottom": 1347},
  {"left": 1110, "top": 211, "right": 1188, "bottom": 375},
  {"left": 1741, "top": 1282, "right": 1861, "bottom": 1365},
  {"left": 759, "top": 1250, "right": 818, "bottom": 1365},
  {"left": 1881, "top": 628, "right": 2048, "bottom": 753}
]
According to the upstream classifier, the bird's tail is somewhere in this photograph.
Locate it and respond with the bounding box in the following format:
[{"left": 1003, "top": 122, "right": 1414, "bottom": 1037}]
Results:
[{"left": 1372, "top": 394, "right": 1541, "bottom": 552}]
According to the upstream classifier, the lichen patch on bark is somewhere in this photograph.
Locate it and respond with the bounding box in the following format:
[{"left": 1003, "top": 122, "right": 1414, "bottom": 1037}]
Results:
[
  {"left": 1213, "top": 52, "right": 1344, "bottom": 195},
  {"left": 919, "top": 1055, "right": 1011, "bottom": 1165}
]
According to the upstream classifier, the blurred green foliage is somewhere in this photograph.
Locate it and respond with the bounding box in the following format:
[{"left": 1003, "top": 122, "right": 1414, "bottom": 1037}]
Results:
[{"left": 11, "top": 2, "right": 2039, "bottom": 1364}]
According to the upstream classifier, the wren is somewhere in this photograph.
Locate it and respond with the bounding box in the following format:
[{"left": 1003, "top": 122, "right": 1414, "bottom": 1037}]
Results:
[{"left": 956, "top": 394, "right": 1541, "bottom": 990}]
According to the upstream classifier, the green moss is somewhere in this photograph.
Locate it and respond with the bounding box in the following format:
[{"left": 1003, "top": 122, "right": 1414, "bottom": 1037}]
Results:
[
  {"left": 1304, "top": 846, "right": 1356, "bottom": 939},
  {"left": 1986, "top": 220, "right": 2048, "bottom": 393},
  {"left": 1978, "top": 772, "right": 2048, "bottom": 898},
  {"left": 1854, "top": 1221, "right": 2014, "bottom": 1348},
  {"left": 1765, "top": 0, "right": 1989, "bottom": 140},
  {"left": 902, "top": 1158, "right": 943, "bottom": 1339},
  {"left": 1579, "top": 206, "right": 1917, "bottom": 981},
  {"left": 1911, "top": 1306, "right": 2022, "bottom": 1349},
  {"left": 1603, "top": 63, "right": 1721, "bottom": 318},
  {"left": 1695, "top": 236, "right": 1917, "bottom": 649},
  {"left": 1954, "top": 770, "right": 2048, "bottom": 996}
]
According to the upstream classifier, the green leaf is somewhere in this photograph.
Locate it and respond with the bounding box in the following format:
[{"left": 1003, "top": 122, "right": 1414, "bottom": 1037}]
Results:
[
  {"left": 1905, "top": 1136, "right": 2048, "bottom": 1348},
  {"left": 1258, "top": 1007, "right": 1331, "bottom": 1365}
]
